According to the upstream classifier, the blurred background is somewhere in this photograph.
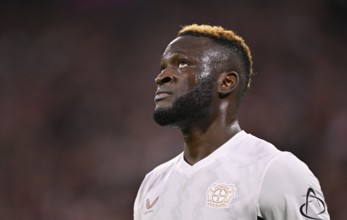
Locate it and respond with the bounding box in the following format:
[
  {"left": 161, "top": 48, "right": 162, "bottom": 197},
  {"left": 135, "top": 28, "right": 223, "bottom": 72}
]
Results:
[{"left": 0, "top": 0, "right": 346, "bottom": 219}]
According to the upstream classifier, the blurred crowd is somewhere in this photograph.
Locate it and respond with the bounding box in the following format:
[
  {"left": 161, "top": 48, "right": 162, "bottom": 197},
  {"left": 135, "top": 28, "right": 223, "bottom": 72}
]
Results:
[{"left": 0, "top": 0, "right": 346, "bottom": 219}]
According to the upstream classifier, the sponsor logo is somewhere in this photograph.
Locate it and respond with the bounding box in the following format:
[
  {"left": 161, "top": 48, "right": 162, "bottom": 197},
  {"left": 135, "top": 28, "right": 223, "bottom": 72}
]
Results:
[
  {"left": 146, "top": 196, "right": 159, "bottom": 209},
  {"left": 300, "top": 187, "right": 327, "bottom": 220},
  {"left": 206, "top": 183, "right": 236, "bottom": 208},
  {"left": 144, "top": 196, "right": 159, "bottom": 215}
]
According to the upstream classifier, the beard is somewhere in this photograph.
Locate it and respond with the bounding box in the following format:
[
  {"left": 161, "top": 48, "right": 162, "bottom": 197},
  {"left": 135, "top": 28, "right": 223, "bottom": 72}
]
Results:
[{"left": 153, "top": 75, "right": 215, "bottom": 127}]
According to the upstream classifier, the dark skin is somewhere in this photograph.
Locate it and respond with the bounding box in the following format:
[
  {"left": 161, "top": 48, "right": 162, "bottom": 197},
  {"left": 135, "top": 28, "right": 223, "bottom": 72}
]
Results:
[{"left": 154, "top": 35, "right": 244, "bottom": 165}]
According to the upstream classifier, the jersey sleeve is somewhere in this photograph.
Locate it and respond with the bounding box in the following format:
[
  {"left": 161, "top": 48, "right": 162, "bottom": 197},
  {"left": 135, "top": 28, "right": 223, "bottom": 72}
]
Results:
[
  {"left": 133, "top": 177, "right": 144, "bottom": 220},
  {"left": 258, "top": 153, "right": 330, "bottom": 220}
]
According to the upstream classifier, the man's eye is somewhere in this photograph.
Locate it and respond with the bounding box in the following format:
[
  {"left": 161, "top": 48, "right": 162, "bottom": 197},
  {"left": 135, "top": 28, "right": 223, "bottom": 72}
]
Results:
[
  {"left": 160, "top": 65, "right": 166, "bottom": 71},
  {"left": 178, "top": 61, "right": 189, "bottom": 68}
]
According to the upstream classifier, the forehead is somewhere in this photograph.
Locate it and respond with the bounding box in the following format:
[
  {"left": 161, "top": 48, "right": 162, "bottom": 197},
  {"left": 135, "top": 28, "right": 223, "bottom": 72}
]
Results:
[{"left": 162, "top": 35, "right": 216, "bottom": 58}]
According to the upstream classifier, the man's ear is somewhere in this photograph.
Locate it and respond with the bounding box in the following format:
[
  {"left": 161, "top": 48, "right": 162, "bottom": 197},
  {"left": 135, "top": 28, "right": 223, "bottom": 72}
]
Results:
[{"left": 217, "top": 71, "right": 239, "bottom": 97}]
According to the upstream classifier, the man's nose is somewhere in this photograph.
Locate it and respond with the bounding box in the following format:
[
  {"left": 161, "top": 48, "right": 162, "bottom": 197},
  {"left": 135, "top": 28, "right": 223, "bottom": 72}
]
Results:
[{"left": 154, "top": 70, "right": 174, "bottom": 85}]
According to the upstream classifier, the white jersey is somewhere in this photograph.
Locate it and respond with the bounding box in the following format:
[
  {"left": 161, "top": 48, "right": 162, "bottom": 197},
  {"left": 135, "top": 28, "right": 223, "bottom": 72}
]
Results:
[{"left": 134, "top": 131, "right": 329, "bottom": 220}]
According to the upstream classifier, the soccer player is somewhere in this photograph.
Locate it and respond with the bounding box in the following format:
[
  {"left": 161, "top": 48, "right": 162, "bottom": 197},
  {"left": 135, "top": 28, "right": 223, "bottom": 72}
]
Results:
[{"left": 134, "top": 24, "right": 330, "bottom": 220}]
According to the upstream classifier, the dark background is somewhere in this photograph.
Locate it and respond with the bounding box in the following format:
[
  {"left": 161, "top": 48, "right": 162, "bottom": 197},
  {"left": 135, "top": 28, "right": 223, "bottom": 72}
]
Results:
[{"left": 0, "top": 0, "right": 346, "bottom": 219}]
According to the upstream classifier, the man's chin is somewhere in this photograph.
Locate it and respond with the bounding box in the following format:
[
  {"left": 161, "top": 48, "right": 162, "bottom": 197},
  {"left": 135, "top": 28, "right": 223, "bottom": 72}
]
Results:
[
  {"left": 154, "top": 102, "right": 172, "bottom": 110},
  {"left": 153, "top": 107, "right": 178, "bottom": 126}
]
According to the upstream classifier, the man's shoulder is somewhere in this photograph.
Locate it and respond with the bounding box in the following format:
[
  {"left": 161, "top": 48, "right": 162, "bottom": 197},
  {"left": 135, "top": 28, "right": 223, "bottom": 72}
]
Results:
[
  {"left": 145, "top": 153, "right": 182, "bottom": 180},
  {"left": 242, "top": 133, "right": 308, "bottom": 171},
  {"left": 243, "top": 132, "right": 278, "bottom": 149},
  {"left": 236, "top": 131, "right": 283, "bottom": 159}
]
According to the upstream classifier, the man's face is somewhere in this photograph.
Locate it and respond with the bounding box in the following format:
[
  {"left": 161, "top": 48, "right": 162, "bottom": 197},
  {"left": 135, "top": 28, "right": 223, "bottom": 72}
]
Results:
[{"left": 153, "top": 35, "right": 218, "bottom": 127}]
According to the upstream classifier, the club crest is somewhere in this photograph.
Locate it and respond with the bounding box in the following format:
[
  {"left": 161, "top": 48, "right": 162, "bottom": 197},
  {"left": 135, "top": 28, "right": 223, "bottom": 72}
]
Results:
[{"left": 206, "top": 183, "right": 236, "bottom": 208}]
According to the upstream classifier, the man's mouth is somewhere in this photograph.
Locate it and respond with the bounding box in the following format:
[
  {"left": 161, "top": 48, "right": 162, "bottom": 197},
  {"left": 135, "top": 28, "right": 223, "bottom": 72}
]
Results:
[{"left": 155, "top": 90, "right": 172, "bottom": 102}]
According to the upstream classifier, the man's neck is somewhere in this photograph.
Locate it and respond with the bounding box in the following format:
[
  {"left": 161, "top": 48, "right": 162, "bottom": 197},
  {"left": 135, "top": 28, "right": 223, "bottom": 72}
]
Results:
[{"left": 181, "top": 120, "right": 241, "bottom": 165}]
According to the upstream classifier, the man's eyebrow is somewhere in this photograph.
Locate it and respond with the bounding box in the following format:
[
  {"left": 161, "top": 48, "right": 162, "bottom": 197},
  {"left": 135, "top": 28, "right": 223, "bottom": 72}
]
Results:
[
  {"left": 161, "top": 51, "right": 190, "bottom": 61},
  {"left": 166, "top": 51, "right": 188, "bottom": 58},
  {"left": 172, "top": 50, "right": 188, "bottom": 55}
]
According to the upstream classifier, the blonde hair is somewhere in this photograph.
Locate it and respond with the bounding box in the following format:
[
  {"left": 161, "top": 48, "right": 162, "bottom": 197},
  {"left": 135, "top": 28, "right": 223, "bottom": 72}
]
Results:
[{"left": 178, "top": 24, "right": 253, "bottom": 91}]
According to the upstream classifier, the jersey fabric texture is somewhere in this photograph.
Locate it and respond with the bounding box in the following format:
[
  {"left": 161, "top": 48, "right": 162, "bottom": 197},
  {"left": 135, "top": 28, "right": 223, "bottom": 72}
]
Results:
[{"left": 134, "top": 131, "right": 330, "bottom": 220}]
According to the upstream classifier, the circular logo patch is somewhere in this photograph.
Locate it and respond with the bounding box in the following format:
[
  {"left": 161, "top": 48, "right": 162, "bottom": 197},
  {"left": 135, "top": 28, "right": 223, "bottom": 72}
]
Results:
[{"left": 206, "top": 183, "right": 236, "bottom": 208}]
